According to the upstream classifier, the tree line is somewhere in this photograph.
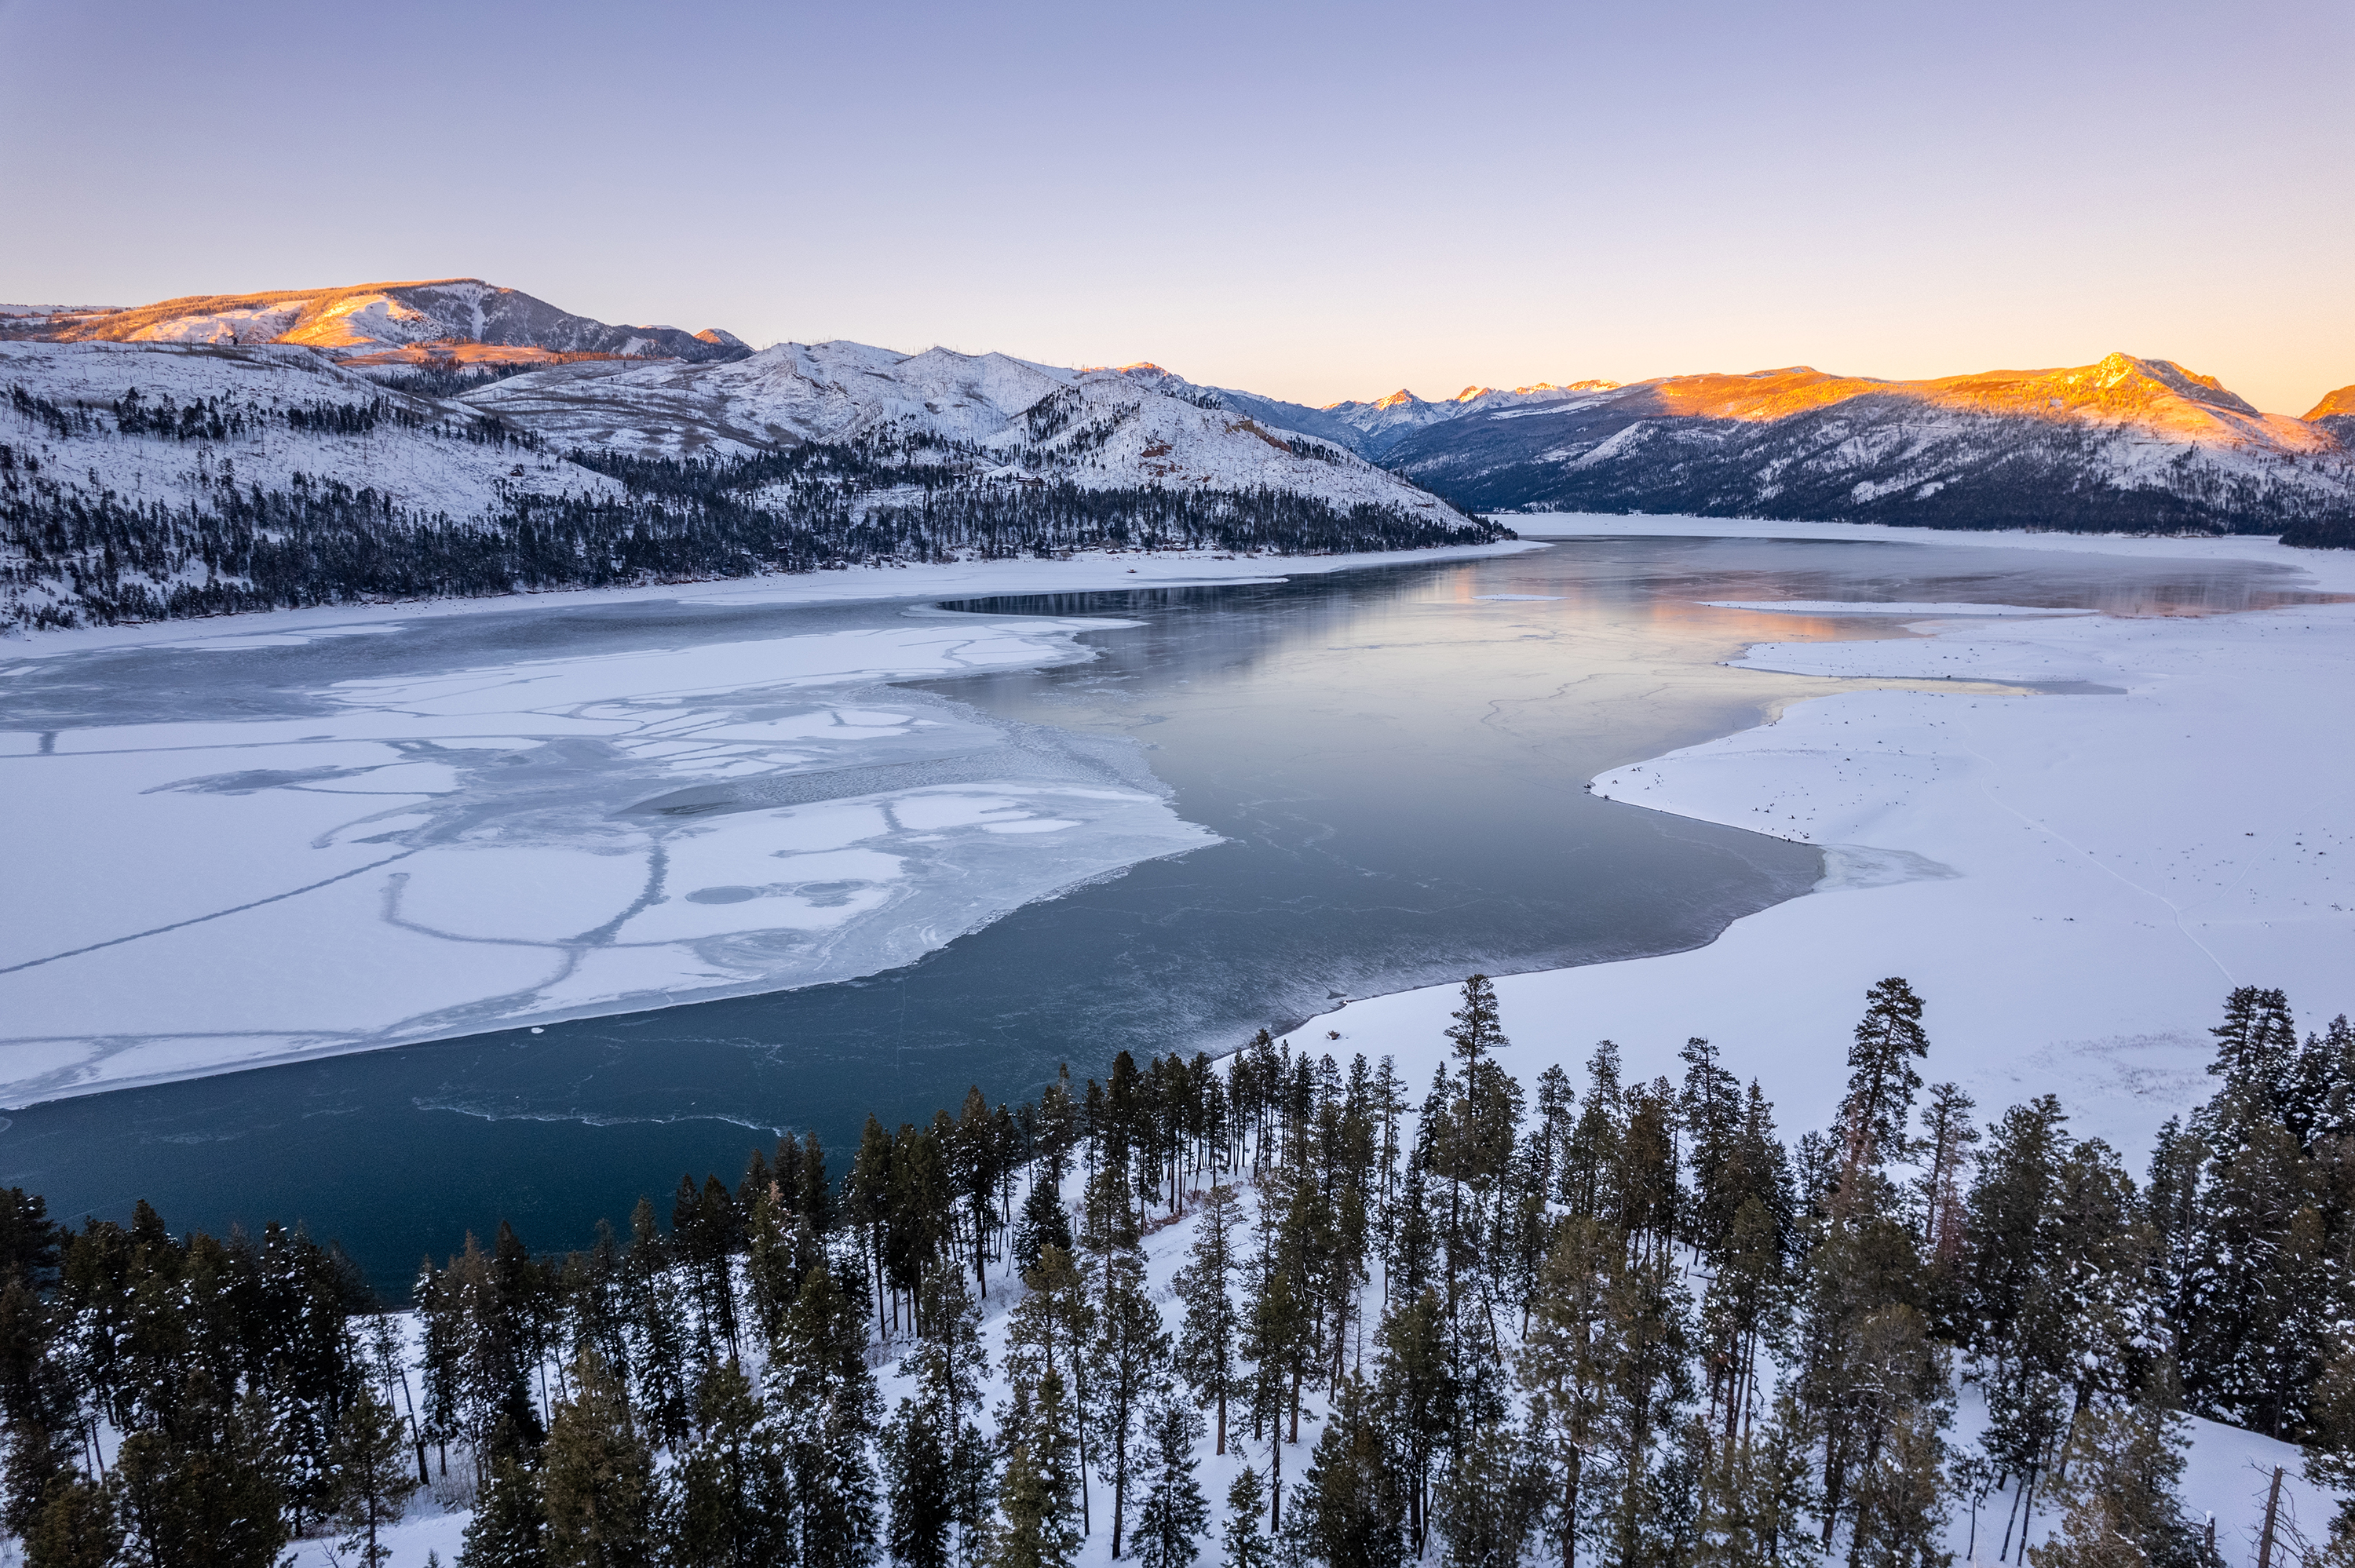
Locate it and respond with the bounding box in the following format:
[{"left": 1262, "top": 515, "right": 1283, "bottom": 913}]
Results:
[
  {"left": 2, "top": 977, "right": 2350, "bottom": 1568},
  {"left": 0, "top": 391, "right": 1510, "bottom": 630}
]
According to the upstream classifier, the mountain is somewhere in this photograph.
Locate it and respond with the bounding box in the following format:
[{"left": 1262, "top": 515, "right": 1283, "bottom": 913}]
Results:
[
  {"left": 0, "top": 332, "right": 1499, "bottom": 631},
  {"left": 13, "top": 279, "right": 750, "bottom": 364},
  {"left": 1099, "top": 366, "right": 1623, "bottom": 459},
  {"left": 457, "top": 342, "right": 1459, "bottom": 514},
  {"left": 2306, "top": 384, "right": 2355, "bottom": 448},
  {"left": 1378, "top": 353, "right": 2355, "bottom": 542}
]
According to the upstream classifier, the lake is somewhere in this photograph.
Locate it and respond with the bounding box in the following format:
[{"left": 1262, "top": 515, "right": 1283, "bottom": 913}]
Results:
[{"left": 0, "top": 532, "right": 2331, "bottom": 1293}]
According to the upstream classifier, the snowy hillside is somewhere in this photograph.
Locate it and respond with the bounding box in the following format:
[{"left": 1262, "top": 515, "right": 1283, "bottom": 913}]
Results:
[
  {"left": 24, "top": 278, "right": 747, "bottom": 363},
  {"left": 1382, "top": 353, "right": 2355, "bottom": 541},
  {"left": 0, "top": 338, "right": 1501, "bottom": 631},
  {"left": 459, "top": 341, "right": 1464, "bottom": 517}
]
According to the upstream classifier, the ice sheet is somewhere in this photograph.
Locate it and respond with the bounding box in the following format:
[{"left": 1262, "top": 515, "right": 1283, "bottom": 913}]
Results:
[{"left": 0, "top": 613, "right": 1217, "bottom": 1103}]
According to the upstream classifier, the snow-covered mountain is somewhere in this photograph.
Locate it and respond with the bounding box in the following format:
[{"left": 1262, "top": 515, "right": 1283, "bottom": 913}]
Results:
[
  {"left": 1380, "top": 353, "right": 2355, "bottom": 542},
  {"left": 2307, "top": 383, "right": 2355, "bottom": 449},
  {"left": 1097, "top": 365, "right": 1623, "bottom": 460},
  {"left": 458, "top": 341, "right": 1457, "bottom": 514},
  {"left": 13, "top": 279, "right": 748, "bottom": 364},
  {"left": 0, "top": 332, "right": 1495, "bottom": 631},
  {"left": 1317, "top": 381, "right": 1624, "bottom": 458}
]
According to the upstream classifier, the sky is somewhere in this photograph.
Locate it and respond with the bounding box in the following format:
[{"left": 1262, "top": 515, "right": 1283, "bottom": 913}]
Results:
[{"left": 3, "top": 0, "right": 2350, "bottom": 415}]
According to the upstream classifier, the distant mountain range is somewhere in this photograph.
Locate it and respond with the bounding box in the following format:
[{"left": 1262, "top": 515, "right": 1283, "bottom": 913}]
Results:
[{"left": 5, "top": 273, "right": 2353, "bottom": 635}]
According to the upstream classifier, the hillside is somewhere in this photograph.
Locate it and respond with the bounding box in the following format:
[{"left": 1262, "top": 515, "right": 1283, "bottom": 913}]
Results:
[
  {"left": 0, "top": 337, "right": 1501, "bottom": 631},
  {"left": 1378, "top": 353, "right": 2355, "bottom": 542},
  {"left": 458, "top": 341, "right": 1459, "bottom": 516},
  {"left": 12, "top": 278, "right": 748, "bottom": 364}
]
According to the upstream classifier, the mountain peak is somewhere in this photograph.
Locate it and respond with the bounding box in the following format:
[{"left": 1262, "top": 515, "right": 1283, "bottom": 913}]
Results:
[
  {"left": 38, "top": 278, "right": 748, "bottom": 364},
  {"left": 2304, "top": 385, "right": 2355, "bottom": 422}
]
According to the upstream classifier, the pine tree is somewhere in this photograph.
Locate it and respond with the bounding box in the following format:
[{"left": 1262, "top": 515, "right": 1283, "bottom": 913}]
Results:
[
  {"left": 1174, "top": 1183, "right": 1244, "bottom": 1454},
  {"left": 1089, "top": 1250, "right": 1173, "bottom": 1557},
  {"left": 542, "top": 1350, "right": 656, "bottom": 1568},
  {"left": 1435, "top": 1413, "right": 1538, "bottom": 1568},
  {"left": 460, "top": 1451, "right": 548, "bottom": 1568},
  {"left": 1836, "top": 979, "right": 1932, "bottom": 1201},
  {"left": 1221, "top": 1467, "right": 1275, "bottom": 1568},
  {"left": 1134, "top": 1399, "right": 1212, "bottom": 1568},
  {"left": 992, "top": 1372, "right": 1083, "bottom": 1568},
  {"left": 1379, "top": 1285, "right": 1454, "bottom": 1555},
  {"left": 1446, "top": 974, "right": 1510, "bottom": 1067},
  {"left": 1013, "top": 1175, "right": 1072, "bottom": 1278},
  {"left": 1691, "top": 1392, "right": 1816, "bottom": 1568},
  {"left": 672, "top": 1356, "right": 794, "bottom": 1568},
  {"left": 885, "top": 1398, "right": 956, "bottom": 1568},
  {"left": 775, "top": 1262, "right": 885, "bottom": 1568},
  {"left": 2028, "top": 1399, "right": 2201, "bottom": 1568},
  {"left": 24, "top": 1471, "right": 120, "bottom": 1568},
  {"left": 111, "top": 1370, "right": 289, "bottom": 1568},
  {"left": 331, "top": 1384, "right": 417, "bottom": 1568}
]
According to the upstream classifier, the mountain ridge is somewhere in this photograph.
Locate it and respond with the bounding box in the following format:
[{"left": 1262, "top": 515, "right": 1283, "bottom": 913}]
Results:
[
  {"left": 13, "top": 278, "right": 750, "bottom": 365},
  {"left": 1367, "top": 352, "right": 2355, "bottom": 544}
]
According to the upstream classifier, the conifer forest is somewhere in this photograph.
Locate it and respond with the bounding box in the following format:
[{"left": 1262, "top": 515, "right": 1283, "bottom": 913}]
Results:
[{"left": 5, "top": 979, "right": 2353, "bottom": 1568}]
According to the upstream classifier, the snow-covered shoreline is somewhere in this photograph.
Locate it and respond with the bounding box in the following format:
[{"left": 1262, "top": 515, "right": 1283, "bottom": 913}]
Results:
[
  {"left": 1287, "top": 515, "right": 2355, "bottom": 1161},
  {"left": 0, "top": 538, "right": 1544, "bottom": 658}
]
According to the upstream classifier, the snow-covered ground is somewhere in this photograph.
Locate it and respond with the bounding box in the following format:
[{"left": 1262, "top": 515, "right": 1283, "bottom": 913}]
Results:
[
  {"left": 0, "top": 542, "right": 1537, "bottom": 1105},
  {"left": 1292, "top": 513, "right": 2355, "bottom": 1162},
  {"left": 272, "top": 1174, "right": 2333, "bottom": 1568}
]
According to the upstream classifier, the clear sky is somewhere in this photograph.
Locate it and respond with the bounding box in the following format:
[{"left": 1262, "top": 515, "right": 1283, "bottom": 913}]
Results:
[{"left": 4, "top": 0, "right": 2350, "bottom": 414}]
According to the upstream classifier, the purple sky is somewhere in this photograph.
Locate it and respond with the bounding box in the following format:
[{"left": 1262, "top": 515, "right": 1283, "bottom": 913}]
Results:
[{"left": 4, "top": 0, "right": 2350, "bottom": 414}]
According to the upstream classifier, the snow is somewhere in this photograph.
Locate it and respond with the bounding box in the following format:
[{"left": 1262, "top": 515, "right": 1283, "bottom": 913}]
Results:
[{"left": 1278, "top": 512, "right": 2355, "bottom": 1165}]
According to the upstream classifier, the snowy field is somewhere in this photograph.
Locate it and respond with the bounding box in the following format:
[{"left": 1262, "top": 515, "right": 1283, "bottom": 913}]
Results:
[{"left": 0, "top": 543, "right": 1535, "bottom": 1105}]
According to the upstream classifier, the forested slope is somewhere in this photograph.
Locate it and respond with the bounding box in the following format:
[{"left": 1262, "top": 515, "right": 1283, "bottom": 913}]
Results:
[{"left": 4, "top": 977, "right": 2351, "bottom": 1567}]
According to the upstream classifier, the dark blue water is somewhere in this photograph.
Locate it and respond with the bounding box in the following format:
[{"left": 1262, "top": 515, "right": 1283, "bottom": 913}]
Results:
[{"left": 2, "top": 534, "right": 2329, "bottom": 1294}]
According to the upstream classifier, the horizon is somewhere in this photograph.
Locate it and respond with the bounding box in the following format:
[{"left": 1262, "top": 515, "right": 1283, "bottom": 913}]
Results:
[
  {"left": 5, "top": 0, "right": 2350, "bottom": 418},
  {"left": 13, "top": 272, "right": 2338, "bottom": 420}
]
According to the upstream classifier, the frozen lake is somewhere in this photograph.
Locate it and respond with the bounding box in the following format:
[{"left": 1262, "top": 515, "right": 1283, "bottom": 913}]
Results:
[{"left": 1, "top": 534, "right": 2333, "bottom": 1291}]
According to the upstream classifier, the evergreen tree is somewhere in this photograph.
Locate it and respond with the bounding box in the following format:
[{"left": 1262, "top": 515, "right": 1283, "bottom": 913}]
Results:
[
  {"left": 461, "top": 1449, "right": 548, "bottom": 1568},
  {"left": 111, "top": 1370, "right": 289, "bottom": 1568},
  {"left": 1221, "top": 1467, "right": 1275, "bottom": 1568},
  {"left": 1435, "top": 1415, "right": 1538, "bottom": 1568},
  {"left": 885, "top": 1398, "right": 957, "bottom": 1568},
  {"left": 992, "top": 1372, "right": 1083, "bottom": 1568},
  {"left": 1134, "top": 1399, "right": 1212, "bottom": 1568},
  {"left": 2028, "top": 1399, "right": 2202, "bottom": 1568},
  {"left": 1691, "top": 1392, "right": 1817, "bottom": 1568},
  {"left": 1013, "top": 1176, "right": 1072, "bottom": 1278},
  {"left": 542, "top": 1350, "right": 657, "bottom": 1568},
  {"left": 672, "top": 1356, "right": 794, "bottom": 1568},
  {"left": 23, "top": 1471, "right": 120, "bottom": 1568},
  {"left": 331, "top": 1383, "right": 418, "bottom": 1568},
  {"left": 1088, "top": 1251, "right": 1173, "bottom": 1556},
  {"left": 1174, "top": 1183, "right": 1245, "bottom": 1453},
  {"left": 1837, "top": 979, "right": 1932, "bottom": 1201}
]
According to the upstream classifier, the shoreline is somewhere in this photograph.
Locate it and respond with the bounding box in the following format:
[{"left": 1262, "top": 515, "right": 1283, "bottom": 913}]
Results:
[
  {"left": 0, "top": 539, "right": 1546, "bottom": 658},
  {"left": 1276, "top": 513, "right": 2355, "bottom": 1162}
]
